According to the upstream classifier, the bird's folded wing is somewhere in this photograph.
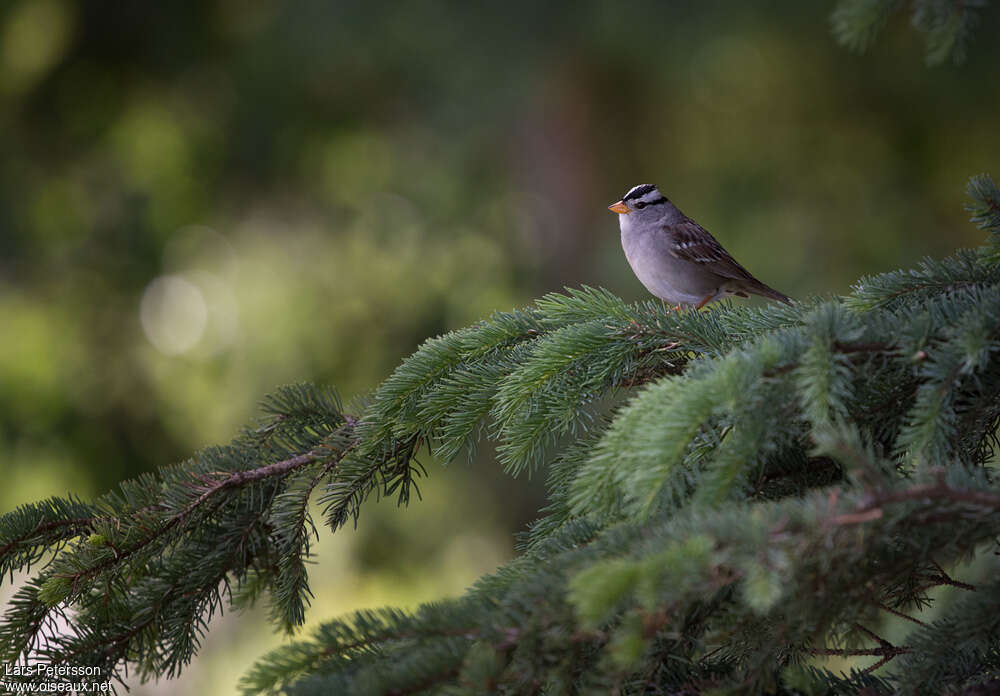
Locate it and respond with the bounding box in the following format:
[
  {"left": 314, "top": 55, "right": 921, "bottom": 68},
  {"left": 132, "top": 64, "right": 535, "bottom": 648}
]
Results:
[{"left": 665, "top": 218, "right": 755, "bottom": 281}]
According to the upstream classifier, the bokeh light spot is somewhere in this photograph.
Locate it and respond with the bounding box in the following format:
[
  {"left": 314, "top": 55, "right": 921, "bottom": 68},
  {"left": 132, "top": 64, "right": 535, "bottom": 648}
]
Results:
[
  {"left": 1, "top": 0, "right": 74, "bottom": 95},
  {"left": 140, "top": 275, "right": 209, "bottom": 355}
]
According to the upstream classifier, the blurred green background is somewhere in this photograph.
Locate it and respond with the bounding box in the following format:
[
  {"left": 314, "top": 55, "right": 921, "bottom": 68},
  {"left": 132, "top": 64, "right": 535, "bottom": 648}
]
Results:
[{"left": 1, "top": 1, "right": 997, "bottom": 692}]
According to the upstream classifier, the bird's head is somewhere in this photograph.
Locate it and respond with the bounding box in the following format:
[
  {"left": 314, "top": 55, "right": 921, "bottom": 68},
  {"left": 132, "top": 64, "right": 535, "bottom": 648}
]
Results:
[{"left": 608, "top": 184, "right": 670, "bottom": 217}]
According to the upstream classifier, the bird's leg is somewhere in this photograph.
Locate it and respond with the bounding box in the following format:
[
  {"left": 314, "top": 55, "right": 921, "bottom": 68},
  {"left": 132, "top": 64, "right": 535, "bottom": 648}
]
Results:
[
  {"left": 695, "top": 294, "right": 714, "bottom": 310},
  {"left": 674, "top": 304, "right": 683, "bottom": 312}
]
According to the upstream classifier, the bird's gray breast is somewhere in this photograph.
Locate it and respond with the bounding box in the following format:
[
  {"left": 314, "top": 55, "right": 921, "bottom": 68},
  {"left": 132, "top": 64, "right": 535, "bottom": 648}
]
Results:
[{"left": 619, "top": 216, "right": 718, "bottom": 305}]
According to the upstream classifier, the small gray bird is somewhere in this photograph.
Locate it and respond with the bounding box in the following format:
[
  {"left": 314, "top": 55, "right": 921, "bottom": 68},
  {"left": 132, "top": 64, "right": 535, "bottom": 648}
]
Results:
[{"left": 609, "top": 184, "right": 792, "bottom": 309}]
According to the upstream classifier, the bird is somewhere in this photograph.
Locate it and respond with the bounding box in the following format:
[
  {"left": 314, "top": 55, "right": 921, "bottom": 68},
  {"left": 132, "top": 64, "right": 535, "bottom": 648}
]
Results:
[{"left": 609, "top": 184, "right": 792, "bottom": 310}]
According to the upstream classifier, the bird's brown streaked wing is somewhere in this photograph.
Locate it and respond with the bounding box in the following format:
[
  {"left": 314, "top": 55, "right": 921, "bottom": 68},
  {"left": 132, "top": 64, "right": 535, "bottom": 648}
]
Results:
[{"left": 664, "top": 217, "right": 755, "bottom": 281}]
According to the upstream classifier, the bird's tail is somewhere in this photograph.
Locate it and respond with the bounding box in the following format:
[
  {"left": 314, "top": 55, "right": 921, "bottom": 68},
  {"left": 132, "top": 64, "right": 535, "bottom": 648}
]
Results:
[{"left": 747, "top": 279, "right": 793, "bottom": 305}]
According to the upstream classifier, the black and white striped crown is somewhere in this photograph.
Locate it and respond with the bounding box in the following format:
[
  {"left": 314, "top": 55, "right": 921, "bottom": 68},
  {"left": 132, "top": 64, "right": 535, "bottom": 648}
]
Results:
[{"left": 622, "top": 184, "right": 668, "bottom": 207}]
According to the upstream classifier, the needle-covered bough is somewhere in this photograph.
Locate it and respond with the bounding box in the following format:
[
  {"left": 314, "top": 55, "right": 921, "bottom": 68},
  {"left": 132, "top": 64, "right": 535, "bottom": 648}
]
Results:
[{"left": 3, "top": 175, "right": 1000, "bottom": 695}]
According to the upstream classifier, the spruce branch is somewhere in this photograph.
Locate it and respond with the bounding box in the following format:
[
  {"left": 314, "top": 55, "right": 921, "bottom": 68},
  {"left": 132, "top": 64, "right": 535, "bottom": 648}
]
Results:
[
  {"left": 249, "top": 464, "right": 1000, "bottom": 693},
  {"left": 925, "top": 558, "right": 977, "bottom": 592},
  {"left": 0, "top": 385, "right": 362, "bottom": 683},
  {"left": 1, "top": 497, "right": 98, "bottom": 581},
  {"left": 875, "top": 600, "right": 929, "bottom": 628},
  {"left": 55, "top": 445, "right": 349, "bottom": 598},
  {"left": 0, "top": 517, "right": 94, "bottom": 577},
  {"left": 831, "top": 0, "right": 992, "bottom": 65},
  {"left": 809, "top": 639, "right": 910, "bottom": 670},
  {"left": 969, "top": 173, "right": 1000, "bottom": 265},
  {"left": 832, "top": 472, "right": 1000, "bottom": 528},
  {"left": 0, "top": 517, "right": 94, "bottom": 560},
  {"left": 5, "top": 175, "right": 1000, "bottom": 693}
]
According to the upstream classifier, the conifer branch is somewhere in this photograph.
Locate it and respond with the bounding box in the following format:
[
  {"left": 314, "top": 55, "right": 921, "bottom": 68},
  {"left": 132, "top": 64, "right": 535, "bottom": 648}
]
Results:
[
  {"left": 831, "top": 0, "right": 992, "bottom": 65},
  {"left": 926, "top": 558, "right": 977, "bottom": 592},
  {"left": 0, "top": 518, "right": 93, "bottom": 565},
  {"left": 875, "top": 601, "right": 929, "bottom": 628},
  {"left": 808, "top": 645, "right": 910, "bottom": 658},
  {"left": 839, "top": 475, "right": 1000, "bottom": 525},
  {"left": 59, "top": 443, "right": 354, "bottom": 593},
  {"left": 6, "top": 176, "right": 1000, "bottom": 693}
]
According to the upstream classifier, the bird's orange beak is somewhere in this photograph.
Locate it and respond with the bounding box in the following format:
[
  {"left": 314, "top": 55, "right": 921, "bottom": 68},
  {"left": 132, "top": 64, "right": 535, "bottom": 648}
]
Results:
[{"left": 608, "top": 201, "right": 630, "bottom": 214}]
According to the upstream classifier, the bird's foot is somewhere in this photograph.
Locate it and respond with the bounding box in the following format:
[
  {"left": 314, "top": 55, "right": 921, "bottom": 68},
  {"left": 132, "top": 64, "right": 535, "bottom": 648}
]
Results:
[{"left": 695, "top": 294, "right": 714, "bottom": 310}]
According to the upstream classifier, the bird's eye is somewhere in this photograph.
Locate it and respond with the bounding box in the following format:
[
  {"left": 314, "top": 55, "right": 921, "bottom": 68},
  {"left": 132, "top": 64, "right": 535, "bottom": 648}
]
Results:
[{"left": 635, "top": 202, "right": 647, "bottom": 209}]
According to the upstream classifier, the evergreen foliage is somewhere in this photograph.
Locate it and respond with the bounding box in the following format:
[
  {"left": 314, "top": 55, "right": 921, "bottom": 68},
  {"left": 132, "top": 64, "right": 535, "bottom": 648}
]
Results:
[
  {"left": 2, "top": 174, "right": 999, "bottom": 694},
  {"left": 831, "top": 0, "right": 992, "bottom": 65}
]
